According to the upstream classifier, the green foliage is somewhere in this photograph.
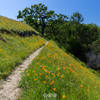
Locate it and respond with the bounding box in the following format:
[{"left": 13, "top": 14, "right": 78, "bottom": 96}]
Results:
[
  {"left": 91, "top": 39, "right": 100, "bottom": 55},
  {"left": 70, "top": 12, "right": 84, "bottom": 24},
  {"left": 17, "top": 3, "right": 99, "bottom": 63},
  {"left": 17, "top": 3, "right": 54, "bottom": 35},
  {"left": 45, "top": 12, "right": 99, "bottom": 62}
]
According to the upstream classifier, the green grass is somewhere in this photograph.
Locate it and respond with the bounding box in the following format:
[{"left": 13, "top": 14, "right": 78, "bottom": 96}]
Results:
[
  {"left": 0, "top": 33, "right": 45, "bottom": 80},
  {"left": 19, "top": 41, "right": 100, "bottom": 100},
  {"left": 0, "top": 16, "right": 38, "bottom": 36}
]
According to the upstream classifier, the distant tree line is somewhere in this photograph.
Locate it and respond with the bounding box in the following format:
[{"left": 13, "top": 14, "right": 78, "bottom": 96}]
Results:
[{"left": 17, "top": 3, "right": 99, "bottom": 63}]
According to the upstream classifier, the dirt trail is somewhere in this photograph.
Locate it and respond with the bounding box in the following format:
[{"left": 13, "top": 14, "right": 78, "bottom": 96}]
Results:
[{"left": 0, "top": 42, "right": 48, "bottom": 100}]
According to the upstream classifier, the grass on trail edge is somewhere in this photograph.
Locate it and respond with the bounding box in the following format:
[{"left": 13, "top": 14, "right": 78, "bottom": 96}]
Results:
[
  {"left": 0, "top": 34, "right": 46, "bottom": 80},
  {"left": 19, "top": 41, "right": 100, "bottom": 100}
]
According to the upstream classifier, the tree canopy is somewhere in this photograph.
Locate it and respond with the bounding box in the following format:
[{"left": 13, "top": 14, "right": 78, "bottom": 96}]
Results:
[
  {"left": 17, "top": 3, "right": 99, "bottom": 63},
  {"left": 17, "top": 3, "right": 54, "bottom": 35}
]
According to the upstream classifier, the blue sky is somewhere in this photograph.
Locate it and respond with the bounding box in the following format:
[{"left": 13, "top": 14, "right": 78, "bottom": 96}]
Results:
[{"left": 0, "top": 0, "right": 100, "bottom": 25}]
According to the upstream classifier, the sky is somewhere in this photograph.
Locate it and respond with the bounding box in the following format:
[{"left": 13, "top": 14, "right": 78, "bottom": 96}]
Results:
[{"left": 0, "top": 0, "right": 100, "bottom": 25}]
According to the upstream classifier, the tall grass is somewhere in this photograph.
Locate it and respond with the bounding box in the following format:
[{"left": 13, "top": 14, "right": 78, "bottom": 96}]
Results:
[
  {"left": 19, "top": 41, "right": 100, "bottom": 100},
  {"left": 0, "top": 34, "right": 45, "bottom": 80}
]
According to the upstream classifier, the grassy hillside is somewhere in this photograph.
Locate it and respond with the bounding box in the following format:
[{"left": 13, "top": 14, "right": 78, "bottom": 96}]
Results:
[
  {"left": 19, "top": 41, "right": 100, "bottom": 100},
  {"left": 0, "top": 16, "right": 38, "bottom": 36},
  {"left": 0, "top": 16, "right": 46, "bottom": 80},
  {"left": 0, "top": 33, "right": 45, "bottom": 80}
]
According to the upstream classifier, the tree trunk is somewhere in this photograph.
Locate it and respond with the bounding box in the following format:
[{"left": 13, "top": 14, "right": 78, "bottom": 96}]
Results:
[
  {"left": 41, "top": 24, "right": 45, "bottom": 36},
  {"left": 95, "top": 54, "right": 98, "bottom": 64},
  {"left": 41, "top": 18, "right": 45, "bottom": 36}
]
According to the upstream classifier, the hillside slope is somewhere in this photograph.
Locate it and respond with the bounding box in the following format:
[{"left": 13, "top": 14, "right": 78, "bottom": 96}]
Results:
[
  {"left": 0, "top": 16, "right": 46, "bottom": 80},
  {"left": 0, "top": 16, "right": 38, "bottom": 36},
  {"left": 0, "top": 34, "right": 45, "bottom": 80},
  {"left": 19, "top": 41, "right": 100, "bottom": 100}
]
